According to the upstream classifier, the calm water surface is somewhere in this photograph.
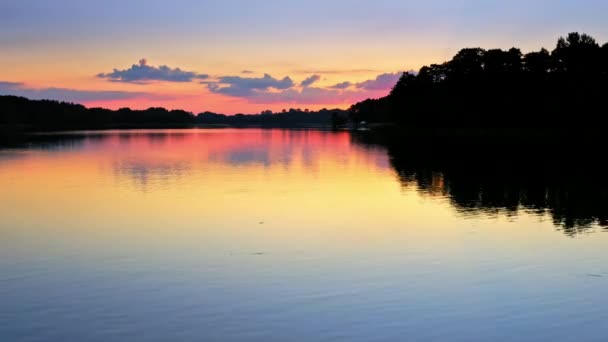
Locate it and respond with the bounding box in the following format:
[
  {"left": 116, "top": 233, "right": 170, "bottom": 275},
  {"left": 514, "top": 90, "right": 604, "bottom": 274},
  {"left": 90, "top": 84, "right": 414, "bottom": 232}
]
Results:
[{"left": 1, "top": 129, "right": 608, "bottom": 341}]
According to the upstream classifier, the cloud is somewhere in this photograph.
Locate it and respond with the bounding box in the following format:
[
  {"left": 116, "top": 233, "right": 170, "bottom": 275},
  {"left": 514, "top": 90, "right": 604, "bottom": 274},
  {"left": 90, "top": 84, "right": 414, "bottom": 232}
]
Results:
[
  {"left": 356, "top": 72, "right": 403, "bottom": 91},
  {"left": 98, "top": 59, "right": 208, "bottom": 84},
  {"left": 248, "top": 87, "right": 343, "bottom": 104},
  {"left": 241, "top": 70, "right": 255, "bottom": 74},
  {"left": 295, "top": 68, "right": 378, "bottom": 75},
  {"left": 205, "top": 71, "right": 404, "bottom": 105},
  {"left": 208, "top": 73, "right": 295, "bottom": 97},
  {"left": 329, "top": 81, "right": 352, "bottom": 89},
  {"left": 300, "top": 74, "right": 321, "bottom": 87},
  {"left": 242, "top": 87, "right": 364, "bottom": 105},
  {"left": 0, "top": 81, "right": 168, "bottom": 103},
  {"left": 0, "top": 81, "right": 24, "bottom": 88}
]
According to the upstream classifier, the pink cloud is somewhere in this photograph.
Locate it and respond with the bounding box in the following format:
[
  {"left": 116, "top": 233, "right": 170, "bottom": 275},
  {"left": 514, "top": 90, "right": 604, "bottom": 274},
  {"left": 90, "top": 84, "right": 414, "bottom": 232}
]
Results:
[{"left": 355, "top": 72, "right": 403, "bottom": 91}]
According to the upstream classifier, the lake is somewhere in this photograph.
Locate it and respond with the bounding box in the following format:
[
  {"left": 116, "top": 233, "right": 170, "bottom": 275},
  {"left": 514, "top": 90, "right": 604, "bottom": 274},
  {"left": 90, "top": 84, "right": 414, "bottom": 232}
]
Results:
[{"left": 1, "top": 129, "right": 608, "bottom": 341}]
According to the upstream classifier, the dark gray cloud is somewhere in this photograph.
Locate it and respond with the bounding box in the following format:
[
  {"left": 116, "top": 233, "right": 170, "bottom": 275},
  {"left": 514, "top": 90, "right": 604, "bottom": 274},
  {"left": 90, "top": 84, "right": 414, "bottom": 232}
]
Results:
[
  {"left": 329, "top": 81, "right": 352, "bottom": 89},
  {"left": 208, "top": 73, "right": 295, "bottom": 97},
  {"left": 356, "top": 72, "right": 403, "bottom": 91},
  {"left": 98, "top": 59, "right": 208, "bottom": 84},
  {"left": 300, "top": 74, "right": 321, "bottom": 87},
  {"left": 241, "top": 70, "right": 255, "bottom": 74},
  {"left": 0, "top": 81, "right": 167, "bottom": 103}
]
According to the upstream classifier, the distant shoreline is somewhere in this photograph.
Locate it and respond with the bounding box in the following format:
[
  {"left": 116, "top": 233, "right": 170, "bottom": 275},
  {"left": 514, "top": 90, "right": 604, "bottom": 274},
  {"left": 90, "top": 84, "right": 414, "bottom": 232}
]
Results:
[
  {"left": 0, "top": 123, "right": 343, "bottom": 145},
  {"left": 4, "top": 122, "right": 606, "bottom": 147}
]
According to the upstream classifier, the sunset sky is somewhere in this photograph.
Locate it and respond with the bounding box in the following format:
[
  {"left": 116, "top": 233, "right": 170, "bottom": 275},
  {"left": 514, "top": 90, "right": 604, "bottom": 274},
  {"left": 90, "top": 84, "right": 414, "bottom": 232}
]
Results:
[{"left": 1, "top": 0, "right": 607, "bottom": 114}]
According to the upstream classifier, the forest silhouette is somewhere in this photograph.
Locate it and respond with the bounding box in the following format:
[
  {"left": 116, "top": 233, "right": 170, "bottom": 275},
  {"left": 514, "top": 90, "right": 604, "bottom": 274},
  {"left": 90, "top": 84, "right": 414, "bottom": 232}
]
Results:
[
  {"left": 350, "top": 32, "right": 608, "bottom": 130},
  {"left": 0, "top": 95, "right": 346, "bottom": 140}
]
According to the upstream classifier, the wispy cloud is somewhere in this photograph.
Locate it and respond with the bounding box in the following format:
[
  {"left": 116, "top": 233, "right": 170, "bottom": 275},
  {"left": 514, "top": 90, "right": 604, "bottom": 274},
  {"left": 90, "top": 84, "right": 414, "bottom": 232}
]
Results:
[
  {"left": 246, "top": 87, "right": 356, "bottom": 105},
  {"left": 295, "top": 68, "right": 378, "bottom": 75},
  {"left": 300, "top": 74, "right": 321, "bottom": 87},
  {"left": 97, "top": 59, "right": 208, "bottom": 84},
  {"left": 0, "top": 81, "right": 168, "bottom": 103},
  {"left": 0, "top": 81, "right": 24, "bottom": 88},
  {"left": 329, "top": 81, "right": 353, "bottom": 89},
  {"left": 241, "top": 70, "right": 255, "bottom": 74}
]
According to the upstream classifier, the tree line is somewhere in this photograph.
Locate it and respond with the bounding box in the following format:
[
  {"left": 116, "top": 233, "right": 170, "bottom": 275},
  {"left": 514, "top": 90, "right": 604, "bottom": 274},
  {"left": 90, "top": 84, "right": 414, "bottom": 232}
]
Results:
[
  {"left": 350, "top": 32, "right": 608, "bottom": 128},
  {"left": 0, "top": 95, "right": 348, "bottom": 133},
  {"left": 197, "top": 108, "right": 347, "bottom": 127},
  {"left": 0, "top": 96, "right": 195, "bottom": 131}
]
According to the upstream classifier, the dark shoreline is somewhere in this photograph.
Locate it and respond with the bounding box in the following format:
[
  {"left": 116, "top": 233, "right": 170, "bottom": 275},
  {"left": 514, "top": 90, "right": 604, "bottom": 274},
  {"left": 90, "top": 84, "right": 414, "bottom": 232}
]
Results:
[
  {"left": 0, "top": 123, "right": 340, "bottom": 146},
  {"left": 3, "top": 123, "right": 607, "bottom": 145}
]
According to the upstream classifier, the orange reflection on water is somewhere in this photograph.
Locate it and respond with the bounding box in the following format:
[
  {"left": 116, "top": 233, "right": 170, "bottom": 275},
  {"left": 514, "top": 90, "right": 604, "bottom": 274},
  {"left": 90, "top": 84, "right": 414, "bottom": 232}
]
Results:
[{"left": 0, "top": 130, "right": 410, "bottom": 241}]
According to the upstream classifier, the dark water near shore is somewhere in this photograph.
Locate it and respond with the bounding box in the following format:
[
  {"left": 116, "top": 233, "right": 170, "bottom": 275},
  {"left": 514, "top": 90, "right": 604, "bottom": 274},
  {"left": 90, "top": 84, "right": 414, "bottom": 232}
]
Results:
[{"left": 1, "top": 129, "right": 608, "bottom": 341}]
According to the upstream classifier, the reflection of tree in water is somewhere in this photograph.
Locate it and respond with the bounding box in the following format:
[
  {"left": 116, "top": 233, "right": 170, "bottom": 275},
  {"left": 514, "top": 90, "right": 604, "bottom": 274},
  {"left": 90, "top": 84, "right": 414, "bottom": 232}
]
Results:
[
  {"left": 9, "top": 133, "right": 91, "bottom": 152},
  {"left": 113, "top": 160, "right": 191, "bottom": 192},
  {"left": 352, "top": 132, "right": 608, "bottom": 236},
  {"left": 208, "top": 146, "right": 287, "bottom": 168}
]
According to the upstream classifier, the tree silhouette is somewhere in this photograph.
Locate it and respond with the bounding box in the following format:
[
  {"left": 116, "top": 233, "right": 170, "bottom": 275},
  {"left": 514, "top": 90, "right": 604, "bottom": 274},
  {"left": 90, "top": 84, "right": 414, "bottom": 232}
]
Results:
[
  {"left": 553, "top": 32, "right": 600, "bottom": 74},
  {"left": 349, "top": 32, "right": 608, "bottom": 131},
  {"left": 523, "top": 48, "right": 551, "bottom": 74}
]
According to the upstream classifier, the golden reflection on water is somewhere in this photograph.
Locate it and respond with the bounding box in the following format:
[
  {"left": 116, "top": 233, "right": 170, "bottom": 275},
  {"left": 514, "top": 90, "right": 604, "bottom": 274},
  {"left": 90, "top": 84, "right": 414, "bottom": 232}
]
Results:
[
  {"left": 0, "top": 129, "right": 594, "bottom": 252},
  {"left": 0, "top": 130, "right": 409, "bottom": 242}
]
